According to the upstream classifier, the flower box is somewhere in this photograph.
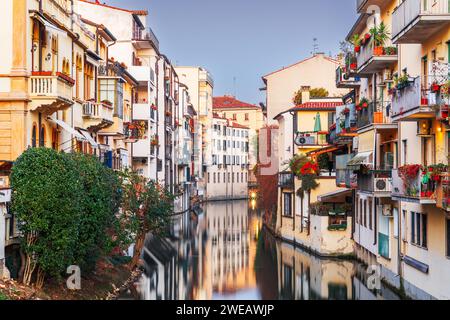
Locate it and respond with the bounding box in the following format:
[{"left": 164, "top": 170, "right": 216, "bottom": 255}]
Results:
[
  {"left": 32, "top": 71, "right": 52, "bottom": 76},
  {"left": 421, "top": 98, "right": 429, "bottom": 105},
  {"left": 56, "top": 72, "right": 76, "bottom": 86}
]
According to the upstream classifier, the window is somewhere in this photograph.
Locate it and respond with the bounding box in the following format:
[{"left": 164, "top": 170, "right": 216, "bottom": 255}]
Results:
[
  {"left": 363, "top": 199, "right": 367, "bottom": 227},
  {"left": 31, "top": 125, "right": 37, "bottom": 148},
  {"left": 224, "top": 172, "right": 226, "bottom": 182},
  {"left": 39, "top": 125, "right": 45, "bottom": 147},
  {"left": 368, "top": 198, "right": 373, "bottom": 230},
  {"left": 241, "top": 172, "right": 244, "bottom": 182},
  {"left": 232, "top": 173, "right": 234, "bottom": 183},
  {"left": 228, "top": 172, "right": 230, "bottom": 182},
  {"left": 411, "top": 212, "right": 427, "bottom": 248},
  {"left": 233, "top": 113, "right": 237, "bottom": 120},
  {"left": 393, "top": 207, "right": 399, "bottom": 238},
  {"left": 218, "top": 173, "right": 220, "bottom": 183},
  {"left": 283, "top": 193, "right": 292, "bottom": 217},
  {"left": 236, "top": 173, "right": 239, "bottom": 183},
  {"left": 208, "top": 172, "right": 210, "bottom": 183},
  {"left": 402, "top": 210, "right": 407, "bottom": 241},
  {"left": 245, "top": 113, "right": 249, "bottom": 121},
  {"left": 213, "top": 172, "right": 216, "bottom": 183}
]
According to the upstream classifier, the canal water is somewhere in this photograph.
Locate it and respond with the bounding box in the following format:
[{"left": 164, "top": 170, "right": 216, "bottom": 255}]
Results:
[{"left": 122, "top": 199, "right": 402, "bottom": 300}]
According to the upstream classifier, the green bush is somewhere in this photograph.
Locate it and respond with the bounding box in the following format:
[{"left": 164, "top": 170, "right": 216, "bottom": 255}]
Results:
[{"left": 11, "top": 148, "right": 122, "bottom": 286}]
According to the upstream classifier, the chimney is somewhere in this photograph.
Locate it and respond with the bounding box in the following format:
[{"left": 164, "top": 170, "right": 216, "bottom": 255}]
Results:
[{"left": 301, "top": 86, "right": 311, "bottom": 103}]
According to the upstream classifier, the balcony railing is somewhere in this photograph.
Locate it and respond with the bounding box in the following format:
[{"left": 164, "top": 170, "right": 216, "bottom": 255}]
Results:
[
  {"left": 29, "top": 74, "right": 74, "bottom": 111},
  {"left": 356, "top": 101, "right": 392, "bottom": 128},
  {"left": 278, "top": 172, "right": 294, "bottom": 188},
  {"left": 336, "top": 66, "right": 361, "bottom": 88},
  {"left": 82, "top": 101, "right": 114, "bottom": 123},
  {"left": 294, "top": 132, "right": 328, "bottom": 147},
  {"left": 392, "top": 167, "right": 437, "bottom": 204},
  {"left": 356, "top": 37, "right": 398, "bottom": 74},
  {"left": 358, "top": 171, "right": 392, "bottom": 194},
  {"left": 132, "top": 27, "right": 160, "bottom": 51},
  {"left": 336, "top": 154, "right": 357, "bottom": 188},
  {"left": 392, "top": 0, "right": 450, "bottom": 43},
  {"left": 391, "top": 76, "right": 439, "bottom": 120}
]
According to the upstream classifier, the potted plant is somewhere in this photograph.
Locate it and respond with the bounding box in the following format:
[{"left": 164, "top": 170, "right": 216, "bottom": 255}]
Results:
[
  {"left": 370, "top": 22, "right": 390, "bottom": 56},
  {"left": 351, "top": 34, "right": 361, "bottom": 53},
  {"left": 360, "top": 97, "right": 369, "bottom": 108},
  {"left": 431, "top": 82, "right": 441, "bottom": 93}
]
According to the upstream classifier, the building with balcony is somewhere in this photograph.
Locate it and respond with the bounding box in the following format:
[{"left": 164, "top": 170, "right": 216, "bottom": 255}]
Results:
[
  {"left": 205, "top": 115, "right": 249, "bottom": 201},
  {"left": 340, "top": 0, "right": 450, "bottom": 300}
]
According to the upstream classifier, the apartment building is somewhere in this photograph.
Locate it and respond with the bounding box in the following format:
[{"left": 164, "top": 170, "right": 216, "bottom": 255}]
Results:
[
  {"left": 212, "top": 95, "right": 265, "bottom": 183},
  {"left": 175, "top": 66, "right": 214, "bottom": 198},
  {"left": 339, "top": 0, "right": 450, "bottom": 299},
  {"left": 206, "top": 114, "right": 249, "bottom": 201}
]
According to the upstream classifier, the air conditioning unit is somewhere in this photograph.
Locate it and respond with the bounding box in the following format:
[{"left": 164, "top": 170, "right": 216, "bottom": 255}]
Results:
[
  {"left": 295, "top": 134, "right": 315, "bottom": 146},
  {"left": 374, "top": 177, "right": 392, "bottom": 192}
]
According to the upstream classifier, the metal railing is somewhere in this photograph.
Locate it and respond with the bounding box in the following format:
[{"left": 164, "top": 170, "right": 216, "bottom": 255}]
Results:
[
  {"left": 392, "top": 0, "right": 449, "bottom": 40},
  {"left": 133, "top": 27, "right": 160, "bottom": 51},
  {"left": 82, "top": 101, "right": 114, "bottom": 122}
]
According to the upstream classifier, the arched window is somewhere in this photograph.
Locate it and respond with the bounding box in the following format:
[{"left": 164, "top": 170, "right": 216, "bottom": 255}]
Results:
[
  {"left": 39, "top": 125, "right": 45, "bottom": 147},
  {"left": 52, "top": 128, "right": 58, "bottom": 150},
  {"left": 31, "top": 124, "right": 37, "bottom": 148}
]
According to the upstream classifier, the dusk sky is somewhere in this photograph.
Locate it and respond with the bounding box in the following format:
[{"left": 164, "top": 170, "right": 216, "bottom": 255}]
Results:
[{"left": 106, "top": 0, "right": 358, "bottom": 105}]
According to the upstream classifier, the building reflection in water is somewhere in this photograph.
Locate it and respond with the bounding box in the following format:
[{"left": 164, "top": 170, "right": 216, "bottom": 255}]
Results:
[{"left": 135, "top": 199, "right": 401, "bottom": 300}]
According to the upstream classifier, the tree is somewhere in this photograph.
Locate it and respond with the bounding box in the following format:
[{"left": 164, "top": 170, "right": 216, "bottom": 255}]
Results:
[
  {"left": 293, "top": 87, "right": 329, "bottom": 105},
  {"left": 67, "top": 153, "right": 122, "bottom": 272},
  {"left": 11, "top": 148, "right": 123, "bottom": 288},
  {"left": 11, "top": 148, "right": 83, "bottom": 287},
  {"left": 118, "top": 170, "right": 174, "bottom": 269},
  {"left": 310, "top": 88, "right": 329, "bottom": 99}
]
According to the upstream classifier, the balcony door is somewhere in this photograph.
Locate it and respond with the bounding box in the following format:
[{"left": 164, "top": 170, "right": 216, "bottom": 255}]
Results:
[{"left": 422, "top": 136, "right": 434, "bottom": 167}]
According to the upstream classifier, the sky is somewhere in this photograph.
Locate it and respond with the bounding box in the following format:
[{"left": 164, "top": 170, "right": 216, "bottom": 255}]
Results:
[{"left": 106, "top": 0, "right": 358, "bottom": 105}]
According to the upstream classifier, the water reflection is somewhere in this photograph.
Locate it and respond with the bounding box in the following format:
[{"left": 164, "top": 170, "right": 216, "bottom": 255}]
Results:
[{"left": 131, "top": 200, "right": 401, "bottom": 300}]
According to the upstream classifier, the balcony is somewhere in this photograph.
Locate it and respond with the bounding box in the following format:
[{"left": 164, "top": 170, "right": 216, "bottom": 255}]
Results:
[
  {"left": 392, "top": 0, "right": 450, "bottom": 44},
  {"left": 391, "top": 76, "right": 437, "bottom": 121},
  {"left": 336, "top": 154, "right": 357, "bottom": 188},
  {"left": 132, "top": 27, "right": 160, "bottom": 51},
  {"left": 358, "top": 171, "right": 392, "bottom": 196},
  {"left": 336, "top": 65, "right": 361, "bottom": 89},
  {"left": 133, "top": 103, "right": 157, "bottom": 121},
  {"left": 356, "top": 38, "right": 398, "bottom": 75},
  {"left": 294, "top": 132, "right": 328, "bottom": 147},
  {"left": 278, "top": 172, "right": 294, "bottom": 188},
  {"left": 356, "top": 101, "right": 392, "bottom": 129},
  {"left": 82, "top": 101, "right": 114, "bottom": 130},
  {"left": 392, "top": 167, "right": 437, "bottom": 204},
  {"left": 29, "top": 73, "right": 74, "bottom": 113}
]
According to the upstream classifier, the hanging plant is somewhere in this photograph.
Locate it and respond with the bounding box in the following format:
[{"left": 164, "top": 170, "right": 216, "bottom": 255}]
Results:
[{"left": 360, "top": 97, "right": 369, "bottom": 108}]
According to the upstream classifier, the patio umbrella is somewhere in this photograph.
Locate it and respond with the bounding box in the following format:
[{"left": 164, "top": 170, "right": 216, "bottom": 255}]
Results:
[{"left": 313, "top": 112, "right": 321, "bottom": 132}]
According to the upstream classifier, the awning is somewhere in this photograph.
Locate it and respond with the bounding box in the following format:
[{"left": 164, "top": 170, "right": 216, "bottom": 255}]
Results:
[
  {"left": 77, "top": 128, "right": 98, "bottom": 148},
  {"left": 317, "top": 188, "right": 352, "bottom": 203},
  {"left": 46, "top": 117, "right": 86, "bottom": 141},
  {"left": 346, "top": 151, "right": 373, "bottom": 169},
  {"left": 307, "top": 145, "right": 341, "bottom": 157},
  {"left": 31, "top": 13, "right": 66, "bottom": 37},
  {"left": 85, "top": 50, "right": 102, "bottom": 67}
]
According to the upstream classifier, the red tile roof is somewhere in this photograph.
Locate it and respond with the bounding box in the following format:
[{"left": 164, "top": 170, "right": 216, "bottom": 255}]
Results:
[
  {"left": 213, "top": 96, "right": 259, "bottom": 109},
  {"left": 231, "top": 122, "right": 249, "bottom": 129},
  {"left": 78, "top": 0, "right": 148, "bottom": 15}
]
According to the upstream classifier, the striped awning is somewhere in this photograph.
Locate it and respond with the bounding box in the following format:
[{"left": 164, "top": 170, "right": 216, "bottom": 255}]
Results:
[{"left": 346, "top": 151, "right": 373, "bottom": 169}]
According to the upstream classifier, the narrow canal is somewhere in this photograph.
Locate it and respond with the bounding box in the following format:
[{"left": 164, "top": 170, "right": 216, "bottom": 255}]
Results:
[{"left": 122, "top": 199, "right": 402, "bottom": 300}]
